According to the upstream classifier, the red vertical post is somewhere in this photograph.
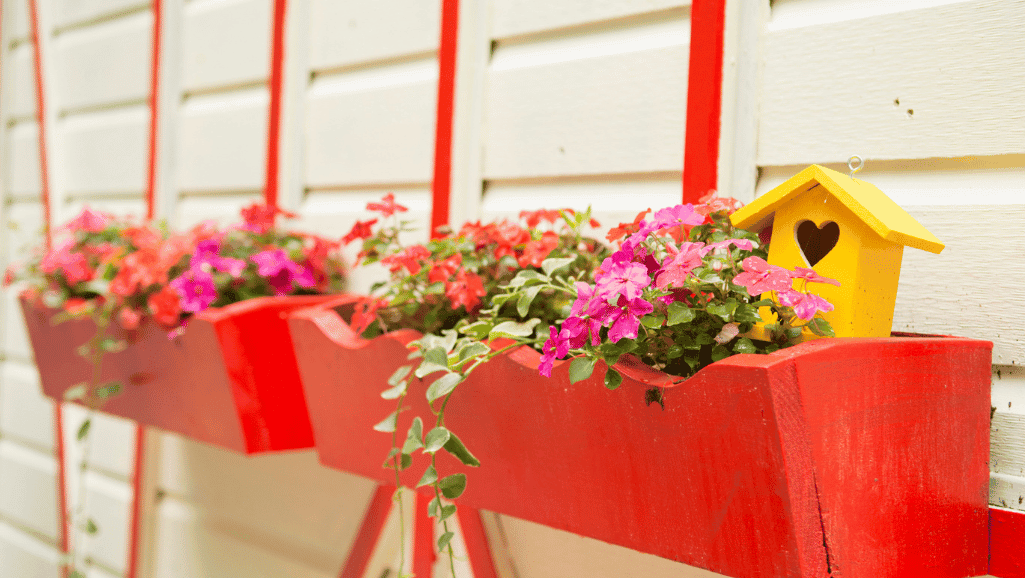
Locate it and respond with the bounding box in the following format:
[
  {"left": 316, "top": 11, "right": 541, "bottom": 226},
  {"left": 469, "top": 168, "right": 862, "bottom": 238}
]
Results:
[
  {"left": 429, "top": 0, "right": 459, "bottom": 238},
  {"left": 460, "top": 508, "right": 500, "bottom": 578},
  {"left": 682, "top": 0, "right": 727, "bottom": 204},
  {"left": 263, "top": 0, "right": 288, "bottom": 208},
  {"left": 144, "top": 0, "right": 163, "bottom": 220},
  {"left": 413, "top": 492, "right": 436, "bottom": 578},
  {"left": 27, "top": 0, "right": 52, "bottom": 247},
  {"left": 338, "top": 485, "right": 396, "bottom": 578}
]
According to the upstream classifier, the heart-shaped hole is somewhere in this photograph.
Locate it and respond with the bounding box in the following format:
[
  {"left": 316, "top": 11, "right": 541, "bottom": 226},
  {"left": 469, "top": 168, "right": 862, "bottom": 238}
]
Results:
[{"left": 795, "top": 220, "right": 839, "bottom": 266}]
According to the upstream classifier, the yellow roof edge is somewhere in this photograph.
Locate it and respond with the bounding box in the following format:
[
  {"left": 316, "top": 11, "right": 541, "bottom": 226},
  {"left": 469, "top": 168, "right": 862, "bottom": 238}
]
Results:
[{"left": 731, "top": 165, "right": 945, "bottom": 253}]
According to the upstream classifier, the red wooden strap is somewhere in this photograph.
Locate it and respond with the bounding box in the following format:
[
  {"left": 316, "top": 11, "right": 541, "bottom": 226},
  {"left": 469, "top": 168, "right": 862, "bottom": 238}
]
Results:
[
  {"left": 338, "top": 485, "right": 395, "bottom": 578},
  {"left": 124, "top": 426, "right": 146, "bottom": 578},
  {"left": 26, "top": 0, "right": 52, "bottom": 247},
  {"left": 413, "top": 492, "right": 436, "bottom": 578},
  {"left": 429, "top": 0, "right": 459, "bottom": 238},
  {"left": 682, "top": 0, "right": 726, "bottom": 203},
  {"left": 144, "top": 0, "right": 163, "bottom": 220},
  {"left": 263, "top": 0, "right": 288, "bottom": 208},
  {"left": 990, "top": 507, "right": 1025, "bottom": 577},
  {"left": 54, "top": 406, "right": 71, "bottom": 578},
  {"left": 459, "top": 507, "right": 499, "bottom": 578}
]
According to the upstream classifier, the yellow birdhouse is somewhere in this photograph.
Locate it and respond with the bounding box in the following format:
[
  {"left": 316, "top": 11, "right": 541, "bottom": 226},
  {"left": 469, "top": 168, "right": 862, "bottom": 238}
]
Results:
[{"left": 730, "top": 165, "right": 944, "bottom": 339}]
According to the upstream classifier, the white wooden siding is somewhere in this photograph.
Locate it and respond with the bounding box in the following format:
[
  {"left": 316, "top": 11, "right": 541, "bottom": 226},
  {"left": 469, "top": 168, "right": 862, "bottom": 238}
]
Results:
[
  {"left": 8, "top": 44, "right": 36, "bottom": 120},
  {"left": 182, "top": 0, "right": 270, "bottom": 93},
  {"left": 61, "top": 107, "right": 149, "bottom": 196},
  {"left": 490, "top": 0, "right": 689, "bottom": 39},
  {"left": 308, "top": 0, "right": 441, "bottom": 71},
  {"left": 54, "top": 0, "right": 148, "bottom": 29},
  {"left": 177, "top": 89, "right": 268, "bottom": 193}
]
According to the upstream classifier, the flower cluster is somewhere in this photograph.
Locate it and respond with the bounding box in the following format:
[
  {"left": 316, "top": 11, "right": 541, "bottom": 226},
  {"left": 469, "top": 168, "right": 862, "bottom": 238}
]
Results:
[
  {"left": 7, "top": 204, "right": 347, "bottom": 333},
  {"left": 538, "top": 198, "right": 839, "bottom": 384},
  {"left": 343, "top": 194, "right": 607, "bottom": 337}
]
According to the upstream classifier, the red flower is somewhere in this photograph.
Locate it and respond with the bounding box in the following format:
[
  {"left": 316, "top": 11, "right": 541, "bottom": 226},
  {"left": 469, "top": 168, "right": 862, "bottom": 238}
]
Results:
[
  {"left": 147, "top": 285, "right": 182, "bottom": 328},
  {"left": 428, "top": 254, "right": 463, "bottom": 285},
  {"left": 350, "top": 297, "right": 388, "bottom": 336},
  {"left": 519, "top": 209, "right": 562, "bottom": 228},
  {"left": 366, "top": 193, "right": 408, "bottom": 217},
  {"left": 3, "top": 265, "right": 16, "bottom": 286},
  {"left": 342, "top": 219, "right": 378, "bottom": 245},
  {"left": 64, "top": 298, "right": 92, "bottom": 316},
  {"left": 118, "top": 307, "right": 142, "bottom": 330},
  {"left": 240, "top": 203, "right": 297, "bottom": 234},
  {"left": 607, "top": 209, "right": 651, "bottom": 242},
  {"left": 382, "top": 245, "right": 430, "bottom": 275},
  {"left": 518, "top": 231, "right": 559, "bottom": 268},
  {"left": 445, "top": 270, "right": 486, "bottom": 312}
]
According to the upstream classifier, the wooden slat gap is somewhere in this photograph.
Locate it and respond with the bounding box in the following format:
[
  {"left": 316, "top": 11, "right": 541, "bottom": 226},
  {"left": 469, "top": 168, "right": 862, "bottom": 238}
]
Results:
[{"left": 492, "top": 5, "right": 691, "bottom": 47}]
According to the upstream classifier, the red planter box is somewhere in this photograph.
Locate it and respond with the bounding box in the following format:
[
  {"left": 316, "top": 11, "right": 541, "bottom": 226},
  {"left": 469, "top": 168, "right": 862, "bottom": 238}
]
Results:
[
  {"left": 289, "top": 296, "right": 992, "bottom": 578},
  {"left": 21, "top": 295, "right": 331, "bottom": 454}
]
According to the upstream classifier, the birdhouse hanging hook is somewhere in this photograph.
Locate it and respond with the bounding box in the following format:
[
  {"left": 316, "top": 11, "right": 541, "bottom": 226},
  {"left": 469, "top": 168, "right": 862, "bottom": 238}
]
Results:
[{"left": 848, "top": 155, "right": 864, "bottom": 179}]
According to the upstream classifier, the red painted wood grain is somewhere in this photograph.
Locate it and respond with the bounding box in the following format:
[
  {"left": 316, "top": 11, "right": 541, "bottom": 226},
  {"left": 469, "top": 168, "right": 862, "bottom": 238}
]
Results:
[
  {"left": 990, "top": 507, "right": 1025, "bottom": 578},
  {"left": 683, "top": 0, "right": 726, "bottom": 204}
]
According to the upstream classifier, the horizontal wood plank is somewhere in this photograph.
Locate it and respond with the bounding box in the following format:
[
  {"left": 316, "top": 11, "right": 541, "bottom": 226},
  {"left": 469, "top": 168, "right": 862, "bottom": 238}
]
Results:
[
  {"left": 993, "top": 412, "right": 1025, "bottom": 479},
  {"left": 53, "top": 10, "right": 152, "bottom": 111},
  {"left": 308, "top": 0, "right": 440, "bottom": 71},
  {"left": 155, "top": 434, "right": 376, "bottom": 573},
  {"left": 3, "top": 0, "right": 30, "bottom": 41},
  {"left": 55, "top": 0, "right": 148, "bottom": 29},
  {"left": 61, "top": 107, "right": 148, "bottom": 195},
  {"left": 0, "top": 441, "right": 58, "bottom": 541},
  {"left": 0, "top": 362, "right": 54, "bottom": 451},
  {"left": 758, "top": 0, "right": 1025, "bottom": 165},
  {"left": 484, "top": 18, "right": 688, "bottom": 179},
  {"left": 893, "top": 206, "right": 1025, "bottom": 365},
  {"left": 81, "top": 471, "right": 131, "bottom": 574},
  {"left": 991, "top": 472, "right": 1025, "bottom": 512},
  {"left": 177, "top": 89, "right": 268, "bottom": 192},
  {"left": 6, "top": 123, "right": 42, "bottom": 197},
  {"left": 61, "top": 405, "right": 137, "bottom": 480},
  {"left": 152, "top": 497, "right": 339, "bottom": 578},
  {"left": 305, "top": 61, "right": 438, "bottom": 187},
  {"left": 7, "top": 44, "right": 36, "bottom": 120},
  {"left": 491, "top": 0, "right": 689, "bottom": 39},
  {"left": 0, "top": 521, "right": 61, "bottom": 575},
  {"left": 183, "top": 0, "right": 270, "bottom": 92}
]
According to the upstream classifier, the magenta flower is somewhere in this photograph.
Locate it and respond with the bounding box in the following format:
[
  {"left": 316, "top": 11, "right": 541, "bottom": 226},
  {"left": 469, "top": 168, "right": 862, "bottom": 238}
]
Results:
[
  {"left": 596, "top": 258, "right": 651, "bottom": 304},
  {"left": 703, "top": 238, "right": 755, "bottom": 255},
  {"left": 539, "top": 326, "right": 567, "bottom": 377},
  {"left": 791, "top": 267, "right": 840, "bottom": 287},
  {"left": 734, "top": 256, "right": 792, "bottom": 295},
  {"left": 561, "top": 316, "right": 602, "bottom": 348},
  {"left": 170, "top": 269, "right": 217, "bottom": 313},
  {"left": 193, "top": 240, "right": 246, "bottom": 277},
  {"left": 653, "top": 204, "right": 705, "bottom": 229},
  {"left": 777, "top": 289, "right": 834, "bottom": 320},
  {"left": 571, "top": 282, "right": 595, "bottom": 317},
  {"left": 252, "top": 248, "right": 316, "bottom": 296},
  {"left": 600, "top": 297, "right": 654, "bottom": 343}
]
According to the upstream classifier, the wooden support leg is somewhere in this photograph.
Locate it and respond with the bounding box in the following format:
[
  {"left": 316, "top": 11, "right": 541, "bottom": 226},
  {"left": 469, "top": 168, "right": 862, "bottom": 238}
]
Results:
[{"left": 339, "top": 485, "right": 396, "bottom": 578}]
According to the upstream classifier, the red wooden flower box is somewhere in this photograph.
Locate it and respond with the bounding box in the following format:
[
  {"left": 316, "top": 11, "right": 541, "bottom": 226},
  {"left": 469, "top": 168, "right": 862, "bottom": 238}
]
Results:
[
  {"left": 21, "top": 295, "right": 331, "bottom": 454},
  {"left": 288, "top": 296, "right": 992, "bottom": 578}
]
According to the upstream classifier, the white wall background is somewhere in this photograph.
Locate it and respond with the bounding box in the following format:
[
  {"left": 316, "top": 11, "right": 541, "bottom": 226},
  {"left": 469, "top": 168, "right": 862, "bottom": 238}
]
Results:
[{"left": 0, "top": 0, "right": 1021, "bottom": 576}]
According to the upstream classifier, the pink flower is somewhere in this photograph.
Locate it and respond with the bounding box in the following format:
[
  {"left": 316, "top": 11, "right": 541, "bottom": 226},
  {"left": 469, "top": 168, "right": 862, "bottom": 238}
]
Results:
[
  {"left": 790, "top": 267, "right": 840, "bottom": 286},
  {"left": 777, "top": 289, "right": 834, "bottom": 321},
  {"left": 539, "top": 326, "right": 566, "bottom": 378},
  {"left": 702, "top": 238, "right": 755, "bottom": 255},
  {"left": 653, "top": 204, "right": 705, "bottom": 229},
  {"left": 596, "top": 257, "right": 651, "bottom": 304},
  {"left": 194, "top": 240, "right": 246, "bottom": 277},
  {"left": 655, "top": 242, "right": 705, "bottom": 289},
  {"left": 61, "top": 208, "right": 113, "bottom": 233},
  {"left": 601, "top": 297, "right": 655, "bottom": 342},
  {"left": 252, "top": 249, "right": 316, "bottom": 295},
  {"left": 734, "top": 257, "right": 792, "bottom": 295},
  {"left": 170, "top": 269, "right": 217, "bottom": 313}
]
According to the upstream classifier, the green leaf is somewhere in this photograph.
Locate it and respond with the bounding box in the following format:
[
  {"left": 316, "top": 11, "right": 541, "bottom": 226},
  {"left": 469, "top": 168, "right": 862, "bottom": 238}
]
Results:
[
  {"left": 85, "top": 518, "right": 99, "bottom": 534},
  {"left": 517, "top": 285, "right": 543, "bottom": 317},
  {"left": 489, "top": 318, "right": 540, "bottom": 339},
  {"left": 417, "top": 464, "right": 438, "bottom": 487},
  {"left": 428, "top": 496, "right": 440, "bottom": 517},
  {"left": 541, "top": 257, "right": 577, "bottom": 277},
  {"left": 99, "top": 338, "right": 126, "bottom": 353},
  {"left": 439, "top": 504, "right": 457, "bottom": 522},
  {"left": 414, "top": 352, "right": 449, "bottom": 378},
  {"left": 807, "top": 317, "right": 835, "bottom": 337},
  {"left": 604, "top": 368, "right": 623, "bottom": 390},
  {"left": 381, "top": 448, "right": 411, "bottom": 470},
  {"left": 94, "top": 382, "right": 122, "bottom": 399},
  {"left": 437, "top": 531, "right": 455, "bottom": 552},
  {"left": 459, "top": 320, "right": 494, "bottom": 339},
  {"left": 76, "top": 419, "right": 91, "bottom": 441},
  {"left": 457, "top": 341, "right": 491, "bottom": 362},
  {"left": 733, "top": 304, "right": 761, "bottom": 323},
  {"left": 439, "top": 473, "right": 467, "bottom": 499},
  {"left": 667, "top": 303, "right": 696, "bottom": 326},
  {"left": 69, "top": 570, "right": 87, "bottom": 578},
  {"left": 443, "top": 432, "right": 480, "bottom": 467},
  {"left": 402, "top": 417, "right": 424, "bottom": 453},
  {"left": 63, "top": 383, "right": 88, "bottom": 401},
  {"left": 711, "top": 344, "right": 731, "bottom": 362},
  {"left": 425, "top": 347, "right": 448, "bottom": 366},
  {"left": 380, "top": 380, "right": 408, "bottom": 400},
  {"left": 508, "top": 270, "right": 546, "bottom": 288},
  {"left": 426, "top": 373, "right": 461, "bottom": 403},
  {"left": 707, "top": 302, "right": 733, "bottom": 321},
  {"left": 373, "top": 411, "right": 399, "bottom": 433},
  {"left": 388, "top": 365, "right": 413, "bottom": 386},
  {"left": 568, "top": 357, "right": 596, "bottom": 384},
  {"left": 733, "top": 337, "right": 757, "bottom": 354},
  {"left": 424, "top": 427, "right": 451, "bottom": 452},
  {"left": 640, "top": 314, "right": 665, "bottom": 329}
]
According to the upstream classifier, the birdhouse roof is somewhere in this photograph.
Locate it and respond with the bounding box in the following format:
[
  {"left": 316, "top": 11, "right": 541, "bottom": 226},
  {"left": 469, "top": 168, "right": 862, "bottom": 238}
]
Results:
[{"left": 730, "top": 165, "right": 944, "bottom": 254}]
